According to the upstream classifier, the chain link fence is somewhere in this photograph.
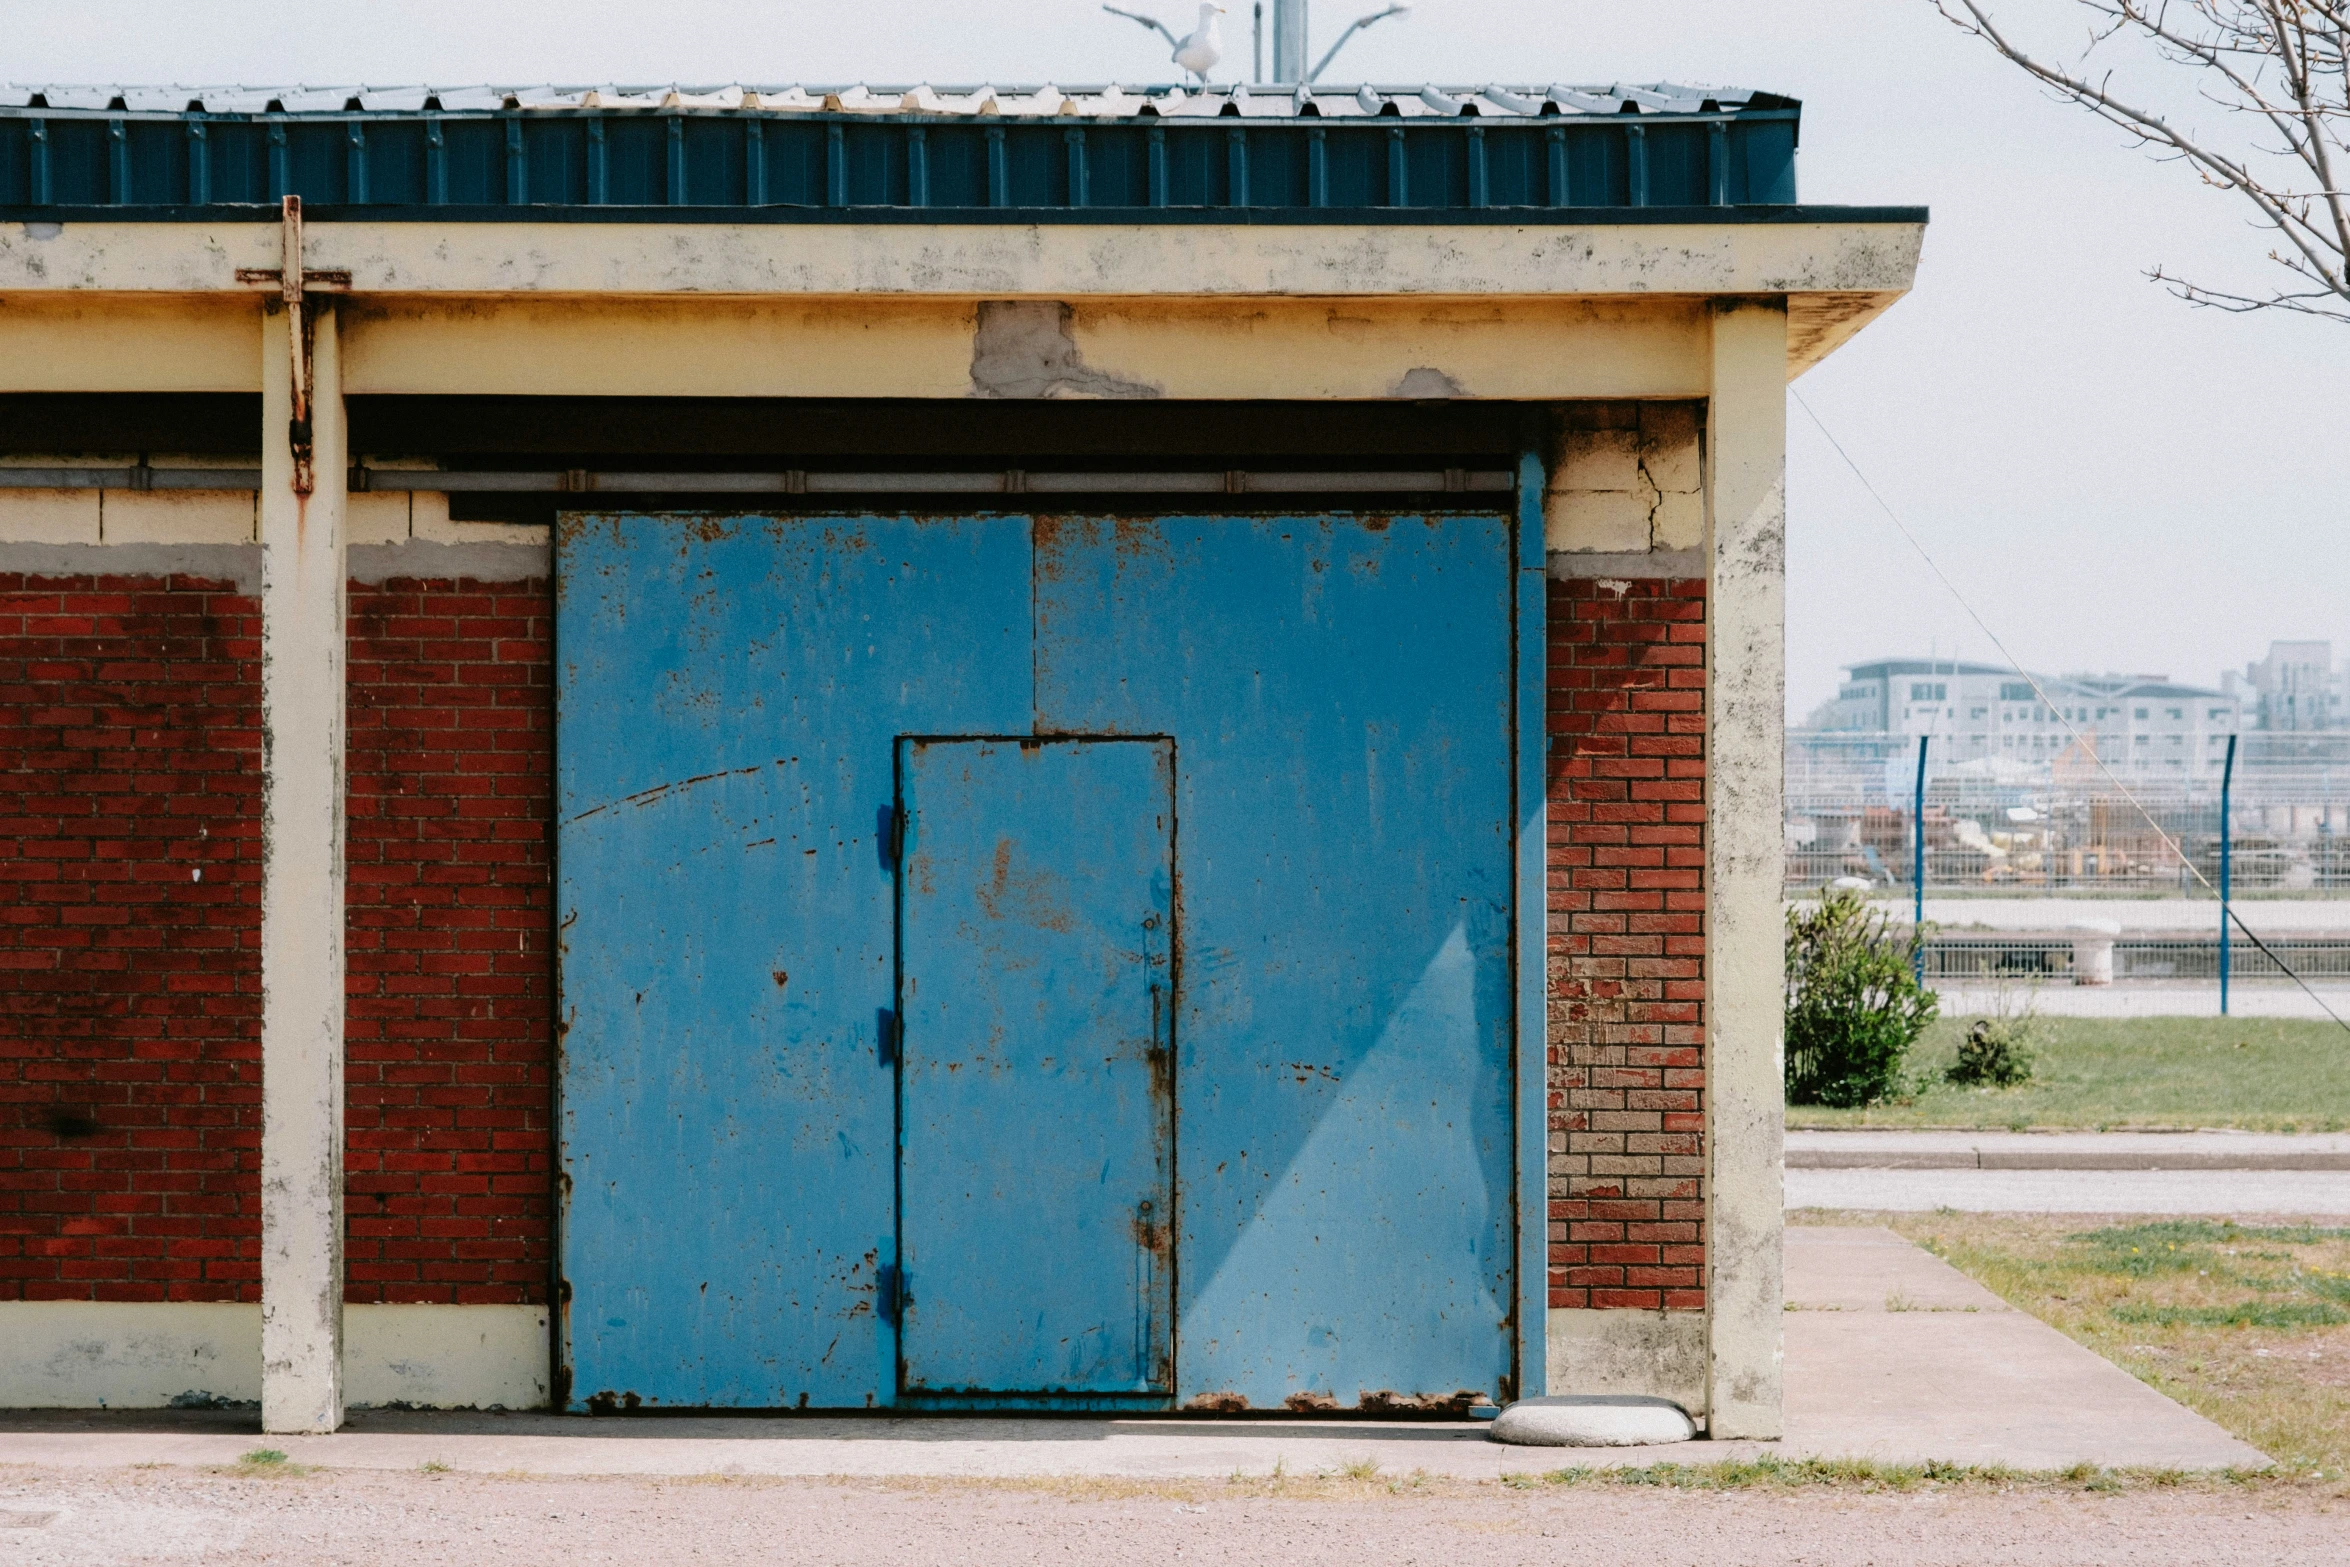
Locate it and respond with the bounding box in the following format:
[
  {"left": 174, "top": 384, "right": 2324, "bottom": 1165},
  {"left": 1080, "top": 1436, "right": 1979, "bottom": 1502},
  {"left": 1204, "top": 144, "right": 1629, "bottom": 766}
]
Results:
[{"left": 1787, "top": 730, "right": 2350, "bottom": 896}]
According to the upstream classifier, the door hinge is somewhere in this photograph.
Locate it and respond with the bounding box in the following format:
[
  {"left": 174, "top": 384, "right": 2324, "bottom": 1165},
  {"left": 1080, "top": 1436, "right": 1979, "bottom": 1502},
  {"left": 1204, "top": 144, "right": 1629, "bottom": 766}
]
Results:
[
  {"left": 876, "top": 802, "right": 907, "bottom": 871},
  {"left": 876, "top": 1263, "right": 905, "bottom": 1325},
  {"left": 876, "top": 1005, "right": 900, "bottom": 1067}
]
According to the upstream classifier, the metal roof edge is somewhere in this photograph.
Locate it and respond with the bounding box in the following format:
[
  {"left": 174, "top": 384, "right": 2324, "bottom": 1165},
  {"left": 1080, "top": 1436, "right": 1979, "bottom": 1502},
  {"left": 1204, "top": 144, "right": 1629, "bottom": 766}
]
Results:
[{"left": 2, "top": 203, "right": 1929, "bottom": 227}]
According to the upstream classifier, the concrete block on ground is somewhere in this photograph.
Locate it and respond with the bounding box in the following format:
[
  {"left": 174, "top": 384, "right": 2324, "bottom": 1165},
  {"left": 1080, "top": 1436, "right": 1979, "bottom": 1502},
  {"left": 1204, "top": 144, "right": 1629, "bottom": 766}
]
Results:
[{"left": 1490, "top": 1395, "right": 1696, "bottom": 1447}]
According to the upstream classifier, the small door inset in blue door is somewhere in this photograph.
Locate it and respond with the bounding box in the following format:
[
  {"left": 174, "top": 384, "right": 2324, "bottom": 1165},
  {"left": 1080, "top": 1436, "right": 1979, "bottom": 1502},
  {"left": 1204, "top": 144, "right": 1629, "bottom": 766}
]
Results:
[{"left": 897, "top": 737, "right": 1176, "bottom": 1395}]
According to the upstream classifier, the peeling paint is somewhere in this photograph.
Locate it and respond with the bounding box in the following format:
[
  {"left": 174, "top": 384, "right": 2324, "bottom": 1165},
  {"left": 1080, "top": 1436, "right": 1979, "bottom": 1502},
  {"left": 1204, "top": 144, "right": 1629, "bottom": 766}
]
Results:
[
  {"left": 969, "top": 301, "right": 1159, "bottom": 400},
  {"left": 1389, "top": 366, "right": 1467, "bottom": 400}
]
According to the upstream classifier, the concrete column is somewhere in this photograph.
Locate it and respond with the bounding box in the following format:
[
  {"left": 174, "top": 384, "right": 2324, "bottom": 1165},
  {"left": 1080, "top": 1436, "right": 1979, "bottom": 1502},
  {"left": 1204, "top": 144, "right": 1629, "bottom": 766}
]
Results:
[
  {"left": 259, "top": 298, "right": 348, "bottom": 1434},
  {"left": 1703, "top": 300, "right": 1788, "bottom": 1440}
]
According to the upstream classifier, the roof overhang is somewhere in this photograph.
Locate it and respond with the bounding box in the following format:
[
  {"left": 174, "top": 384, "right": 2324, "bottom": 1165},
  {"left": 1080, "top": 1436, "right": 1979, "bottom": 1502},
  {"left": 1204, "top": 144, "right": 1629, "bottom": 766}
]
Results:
[{"left": 0, "top": 211, "right": 1924, "bottom": 382}]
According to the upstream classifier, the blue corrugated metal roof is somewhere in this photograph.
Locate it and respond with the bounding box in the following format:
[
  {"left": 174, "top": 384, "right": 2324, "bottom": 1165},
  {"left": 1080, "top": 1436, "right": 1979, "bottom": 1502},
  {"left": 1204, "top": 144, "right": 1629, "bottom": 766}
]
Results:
[
  {"left": 0, "top": 81, "right": 1793, "bottom": 120},
  {"left": 0, "top": 81, "right": 1832, "bottom": 219}
]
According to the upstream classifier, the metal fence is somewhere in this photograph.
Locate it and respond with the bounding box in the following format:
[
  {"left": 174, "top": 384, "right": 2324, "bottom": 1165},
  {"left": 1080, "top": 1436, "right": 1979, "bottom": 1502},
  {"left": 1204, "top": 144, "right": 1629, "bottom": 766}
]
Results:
[
  {"left": 1922, "top": 936, "right": 2350, "bottom": 985},
  {"left": 1787, "top": 730, "right": 2350, "bottom": 895}
]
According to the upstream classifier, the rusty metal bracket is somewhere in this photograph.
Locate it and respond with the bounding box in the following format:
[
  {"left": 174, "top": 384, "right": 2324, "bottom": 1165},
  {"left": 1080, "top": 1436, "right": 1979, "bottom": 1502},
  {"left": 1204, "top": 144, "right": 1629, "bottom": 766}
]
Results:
[{"left": 232, "top": 197, "right": 351, "bottom": 496}]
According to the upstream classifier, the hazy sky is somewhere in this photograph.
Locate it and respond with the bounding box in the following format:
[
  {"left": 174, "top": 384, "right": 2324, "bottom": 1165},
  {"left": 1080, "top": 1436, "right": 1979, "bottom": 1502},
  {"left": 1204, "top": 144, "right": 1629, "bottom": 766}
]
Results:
[{"left": 6, "top": 0, "right": 2344, "bottom": 716}]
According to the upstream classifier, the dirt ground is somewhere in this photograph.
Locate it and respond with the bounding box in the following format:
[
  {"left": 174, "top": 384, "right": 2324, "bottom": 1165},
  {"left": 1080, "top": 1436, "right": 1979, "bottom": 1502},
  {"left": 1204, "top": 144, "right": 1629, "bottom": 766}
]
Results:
[{"left": 3, "top": 1468, "right": 2346, "bottom": 1567}]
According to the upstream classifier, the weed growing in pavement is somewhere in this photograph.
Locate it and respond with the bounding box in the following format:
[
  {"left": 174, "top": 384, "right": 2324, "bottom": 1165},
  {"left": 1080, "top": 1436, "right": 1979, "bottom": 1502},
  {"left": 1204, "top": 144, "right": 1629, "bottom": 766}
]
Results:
[
  {"left": 226, "top": 1448, "right": 311, "bottom": 1479},
  {"left": 419, "top": 1459, "right": 451, "bottom": 1474},
  {"left": 1337, "top": 1458, "right": 1379, "bottom": 1481}
]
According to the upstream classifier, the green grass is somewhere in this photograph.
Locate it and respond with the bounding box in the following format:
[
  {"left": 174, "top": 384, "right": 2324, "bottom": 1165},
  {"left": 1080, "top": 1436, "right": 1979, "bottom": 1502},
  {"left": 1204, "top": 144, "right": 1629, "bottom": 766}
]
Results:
[{"left": 1787, "top": 1015, "right": 2350, "bottom": 1131}]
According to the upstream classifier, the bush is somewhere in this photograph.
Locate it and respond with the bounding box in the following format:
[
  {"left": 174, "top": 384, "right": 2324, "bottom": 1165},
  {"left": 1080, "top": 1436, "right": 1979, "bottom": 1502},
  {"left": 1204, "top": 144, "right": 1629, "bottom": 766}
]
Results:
[
  {"left": 1785, "top": 890, "right": 1938, "bottom": 1107},
  {"left": 1948, "top": 1016, "right": 2038, "bottom": 1088}
]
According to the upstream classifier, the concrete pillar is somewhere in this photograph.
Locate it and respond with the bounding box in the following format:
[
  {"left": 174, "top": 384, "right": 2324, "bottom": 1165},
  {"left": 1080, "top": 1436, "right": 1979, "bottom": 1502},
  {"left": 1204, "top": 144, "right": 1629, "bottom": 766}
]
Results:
[
  {"left": 1702, "top": 300, "right": 1788, "bottom": 1440},
  {"left": 2071, "top": 919, "right": 2120, "bottom": 985},
  {"left": 259, "top": 298, "right": 348, "bottom": 1434}
]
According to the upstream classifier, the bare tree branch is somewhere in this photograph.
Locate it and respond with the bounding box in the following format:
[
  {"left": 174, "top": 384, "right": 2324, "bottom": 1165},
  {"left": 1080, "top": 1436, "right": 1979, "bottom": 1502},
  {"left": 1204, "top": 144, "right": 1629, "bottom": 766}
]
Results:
[{"left": 1934, "top": 1, "right": 2350, "bottom": 322}]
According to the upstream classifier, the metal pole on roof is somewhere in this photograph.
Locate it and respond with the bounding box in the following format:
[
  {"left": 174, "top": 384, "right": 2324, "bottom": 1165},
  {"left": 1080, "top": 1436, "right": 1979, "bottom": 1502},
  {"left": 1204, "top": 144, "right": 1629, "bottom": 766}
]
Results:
[
  {"left": 2221, "top": 732, "right": 2237, "bottom": 1016},
  {"left": 1913, "top": 733, "right": 1930, "bottom": 984},
  {"left": 1272, "top": 0, "right": 1309, "bottom": 82}
]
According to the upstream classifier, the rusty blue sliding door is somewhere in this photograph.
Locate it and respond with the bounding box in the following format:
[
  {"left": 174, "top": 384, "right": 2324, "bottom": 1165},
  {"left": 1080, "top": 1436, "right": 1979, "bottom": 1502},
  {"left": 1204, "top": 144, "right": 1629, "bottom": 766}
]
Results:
[
  {"left": 1033, "top": 515, "right": 1516, "bottom": 1410},
  {"left": 555, "top": 513, "right": 1031, "bottom": 1409},
  {"left": 558, "top": 506, "right": 1520, "bottom": 1412},
  {"left": 895, "top": 737, "right": 1176, "bottom": 1396}
]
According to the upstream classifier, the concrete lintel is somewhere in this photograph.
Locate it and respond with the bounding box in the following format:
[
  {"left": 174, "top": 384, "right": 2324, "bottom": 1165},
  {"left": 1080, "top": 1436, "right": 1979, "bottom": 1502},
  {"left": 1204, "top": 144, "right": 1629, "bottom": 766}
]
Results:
[
  {"left": 349, "top": 539, "right": 550, "bottom": 584},
  {"left": 1702, "top": 299, "right": 1789, "bottom": 1441},
  {"left": 0, "top": 541, "right": 261, "bottom": 590},
  {"left": 258, "top": 299, "right": 348, "bottom": 1435},
  {"left": 1546, "top": 548, "right": 1705, "bottom": 581}
]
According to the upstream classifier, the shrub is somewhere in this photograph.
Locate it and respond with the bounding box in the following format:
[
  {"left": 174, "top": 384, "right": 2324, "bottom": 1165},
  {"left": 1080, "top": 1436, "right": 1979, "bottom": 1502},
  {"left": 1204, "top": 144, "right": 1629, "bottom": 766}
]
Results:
[
  {"left": 1948, "top": 1016, "right": 2038, "bottom": 1088},
  {"left": 1784, "top": 889, "right": 1938, "bottom": 1107}
]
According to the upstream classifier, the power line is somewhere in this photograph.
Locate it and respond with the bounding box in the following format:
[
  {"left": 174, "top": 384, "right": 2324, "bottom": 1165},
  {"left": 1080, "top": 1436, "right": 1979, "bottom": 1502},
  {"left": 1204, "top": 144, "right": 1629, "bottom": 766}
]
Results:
[{"left": 1790, "top": 387, "right": 2350, "bottom": 1036}]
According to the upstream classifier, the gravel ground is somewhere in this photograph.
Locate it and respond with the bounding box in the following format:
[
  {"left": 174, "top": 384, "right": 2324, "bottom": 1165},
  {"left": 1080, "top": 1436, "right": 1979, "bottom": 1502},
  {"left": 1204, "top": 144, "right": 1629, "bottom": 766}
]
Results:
[{"left": 2, "top": 1468, "right": 2345, "bottom": 1566}]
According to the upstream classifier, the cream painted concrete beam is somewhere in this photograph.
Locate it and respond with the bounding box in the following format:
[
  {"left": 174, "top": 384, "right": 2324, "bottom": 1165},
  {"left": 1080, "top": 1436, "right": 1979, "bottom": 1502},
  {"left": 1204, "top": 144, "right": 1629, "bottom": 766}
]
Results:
[
  {"left": 339, "top": 296, "right": 1712, "bottom": 400},
  {"left": 1, "top": 219, "right": 1922, "bottom": 303}
]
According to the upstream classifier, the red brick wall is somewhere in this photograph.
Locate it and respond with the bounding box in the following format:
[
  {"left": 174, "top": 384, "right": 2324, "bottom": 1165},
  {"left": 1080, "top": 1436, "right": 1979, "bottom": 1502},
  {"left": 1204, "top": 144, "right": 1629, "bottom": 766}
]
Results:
[
  {"left": 0, "top": 575, "right": 263, "bottom": 1302},
  {"left": 345, "top": 578, "right": 554, "bottom": 1305},
  {"left": 1544, "top": 575, "right": 1706, "bottom": 1312},
  {"left": 0, "top": 573, "right": 557, "bottom": 1306}
]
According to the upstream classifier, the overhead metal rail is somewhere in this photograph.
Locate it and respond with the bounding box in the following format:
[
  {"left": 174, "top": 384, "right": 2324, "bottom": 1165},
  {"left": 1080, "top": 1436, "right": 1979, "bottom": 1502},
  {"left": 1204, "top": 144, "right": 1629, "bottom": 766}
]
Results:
[
  {"left": 0, "top": 84, "right": 1808, "bottom": 215},
  {"left": 0, "top": 465, "right": 1517, "bottom": 495}
]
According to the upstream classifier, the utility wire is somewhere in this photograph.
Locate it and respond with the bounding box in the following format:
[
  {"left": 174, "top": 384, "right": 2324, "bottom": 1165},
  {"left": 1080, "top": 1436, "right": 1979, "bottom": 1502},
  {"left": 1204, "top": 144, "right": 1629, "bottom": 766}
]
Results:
[{"left": 1791, "top": 388, "right": 2350, "bottom": 1036}]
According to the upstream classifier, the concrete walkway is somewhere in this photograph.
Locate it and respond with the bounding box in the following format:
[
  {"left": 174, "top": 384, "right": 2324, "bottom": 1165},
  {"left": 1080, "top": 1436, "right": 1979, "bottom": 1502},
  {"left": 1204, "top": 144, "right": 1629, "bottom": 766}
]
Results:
[
  {"left": 1787, "top": 1129, "right": 2350, "bottom": 1214},
  {"left": 1790, "top": 1165, "right": 2350, "bottom": 1214},
  {"left": 1789, "top": 1129, "right": 2350, "bottom": 1170},
  {"left": 0, "top": 1229, "right": 2264, "bottom": 1477},
  {"left": 1937, "top": 984, "right": 2350, "bottom": 1019}
]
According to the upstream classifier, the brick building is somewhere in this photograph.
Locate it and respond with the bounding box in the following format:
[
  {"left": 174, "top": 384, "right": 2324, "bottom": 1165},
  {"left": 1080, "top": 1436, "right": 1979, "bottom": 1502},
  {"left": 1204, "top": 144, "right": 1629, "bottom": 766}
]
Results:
[{"left": 0, "top": 81, "right": 1922, "bottom": 1433}]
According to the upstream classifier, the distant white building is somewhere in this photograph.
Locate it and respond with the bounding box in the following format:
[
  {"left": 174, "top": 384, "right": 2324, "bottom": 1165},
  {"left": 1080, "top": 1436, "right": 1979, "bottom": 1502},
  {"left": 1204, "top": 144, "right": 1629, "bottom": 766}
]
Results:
[
  {"left": 2226, "top": 641, "right": 2347, "bottom": 732},
  {"left": 1808, "top": 658, "right": 2243, "bottom": 774}
]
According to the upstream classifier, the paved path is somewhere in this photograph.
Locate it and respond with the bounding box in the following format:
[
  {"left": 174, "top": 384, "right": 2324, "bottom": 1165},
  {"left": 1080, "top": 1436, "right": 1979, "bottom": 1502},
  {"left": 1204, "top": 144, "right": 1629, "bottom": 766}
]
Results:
[
  {"left": 1937, "top": 983, "right": 2350, "bottom": 1019},
  {"left": 1790, "top": 1130, "right": 2350, "bottom": 1171},
  {"left": 1779, "top": 1227, "right": 2261, "bottom": 1469},
  {"left": 1790, "top": 1165, "right": 2350, "bottom": 1214},
  {"left": 1788, "top": 1129, "right": 2350, "bottom": 1213},
  {"left": 0, "top": 1229, "right": 2262, "bottom": 1477}
]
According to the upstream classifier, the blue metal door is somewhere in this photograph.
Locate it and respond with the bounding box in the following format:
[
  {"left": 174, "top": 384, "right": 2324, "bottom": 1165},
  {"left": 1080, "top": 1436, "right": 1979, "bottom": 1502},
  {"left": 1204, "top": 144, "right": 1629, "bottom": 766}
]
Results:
[
  {"left": 895, "top": 737, "right": 1175, "bottom": 1395},
  {"left": 558, "top": 506, "right": 1521, "bottom": 1412},
  {"left": 556, "top": 513, "right": 1031, "bottom": 1409},
  {"left": 1033, "top": 515, "right": 1516, "bottom": 1410}
]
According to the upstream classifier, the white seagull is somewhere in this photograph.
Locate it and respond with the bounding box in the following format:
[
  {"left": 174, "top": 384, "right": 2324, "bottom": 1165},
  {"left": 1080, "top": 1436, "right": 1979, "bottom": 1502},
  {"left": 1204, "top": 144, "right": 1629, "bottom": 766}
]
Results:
[{"left": 1172, "top": 4, "right": 1226, "bottom": 83}]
